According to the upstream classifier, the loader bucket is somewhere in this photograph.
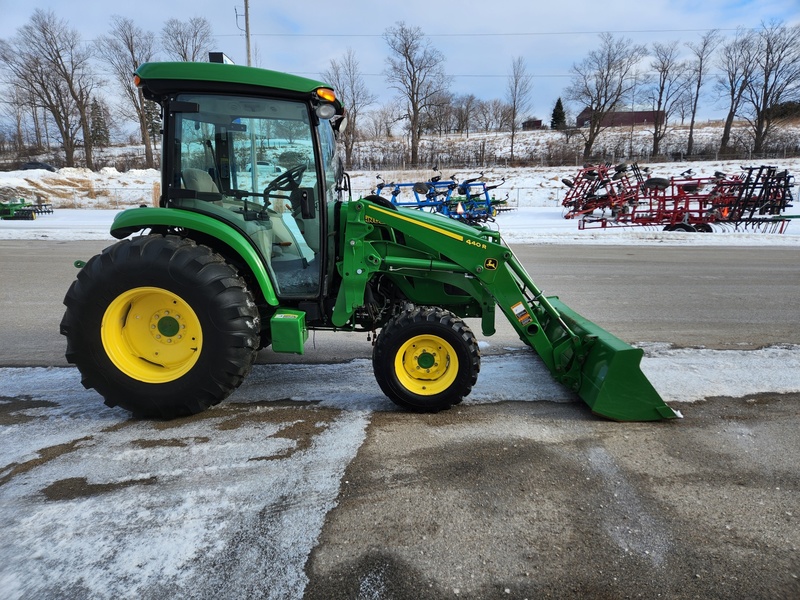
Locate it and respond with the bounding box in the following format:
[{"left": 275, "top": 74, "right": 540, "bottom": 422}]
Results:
[{"left": 547, "top": 298, "right": 679, "bottom": 421}]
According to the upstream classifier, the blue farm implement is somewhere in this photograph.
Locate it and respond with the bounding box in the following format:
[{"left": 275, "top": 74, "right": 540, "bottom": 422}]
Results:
[{"left": 375, "top": 168, "right": 509, "bottom": 224}]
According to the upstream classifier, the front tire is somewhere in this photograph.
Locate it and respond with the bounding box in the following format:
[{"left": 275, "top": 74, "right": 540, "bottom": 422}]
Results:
[
  {"left": 60, "top": 234, "right": 260, "bottom": 418},
  {"left": 373, "top": 306, "right": 480, "bottom": 412}
]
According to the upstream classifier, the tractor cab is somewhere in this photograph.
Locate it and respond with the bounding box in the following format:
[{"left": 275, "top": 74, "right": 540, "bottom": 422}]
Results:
[{"left": 137, "top": 62, "right": 344, "bottom": 300}]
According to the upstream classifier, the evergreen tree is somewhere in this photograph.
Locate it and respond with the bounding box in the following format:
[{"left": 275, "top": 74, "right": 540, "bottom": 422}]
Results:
[
  {"left": 89, "top": 97, "right": 111, "bottom": 148},
  {"left": 144, "top": 100, "right": 162, "bottom": 148},
  {"left": 551, "top": 97, "right": 567, "bottom": 130}
]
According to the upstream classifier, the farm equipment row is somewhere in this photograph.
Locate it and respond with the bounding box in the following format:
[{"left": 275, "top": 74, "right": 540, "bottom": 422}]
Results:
[
  {"left": 374, "top": 168, "right": 510, "bottom": 224},
  {"left": 0, "top": 199, "right": 54, "bottom": 220},
  {"left": 561, "top": 163, "right": 795, "bottom": 233}
]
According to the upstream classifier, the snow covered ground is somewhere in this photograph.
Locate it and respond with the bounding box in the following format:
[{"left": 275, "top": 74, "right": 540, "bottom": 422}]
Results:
[
  {"left": 1, "top": 351, "right": 800, "bottom": 597},
  {"left": 1, "top": 158, "right": 799, "bottom": 245},
  {"left": 2, "top": 203, "right": 800, "bottom": 245}
]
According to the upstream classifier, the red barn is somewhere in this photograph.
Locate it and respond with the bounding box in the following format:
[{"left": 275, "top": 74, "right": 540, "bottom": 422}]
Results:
[{"left": 576, "top": 108, "right": 665, "bottom": 128}]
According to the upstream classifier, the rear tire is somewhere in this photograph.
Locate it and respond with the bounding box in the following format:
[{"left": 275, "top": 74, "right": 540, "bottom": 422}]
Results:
[
  {"left": 60, "top": 234, "right": 260, "bottom": 418},
  {"left": 373, "top": 306, "right": 480, "bottom": 412}
]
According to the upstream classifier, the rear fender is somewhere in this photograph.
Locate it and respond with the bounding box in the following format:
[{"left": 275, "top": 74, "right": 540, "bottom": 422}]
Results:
[{"left": 110, "top": 207, "right": 279, "bottom": 306}]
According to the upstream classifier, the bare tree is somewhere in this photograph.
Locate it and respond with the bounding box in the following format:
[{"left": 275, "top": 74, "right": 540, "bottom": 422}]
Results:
[
  {"left": 321, "top": 48, "right": 376, "bottom": 168},
  {"left": 473, "top": 100, "right": 494, "bottom": 132},
  {"left": 643, "top": 41, "right": 689, "bottom": 156},
  {"left": 566, "top": 33, "right": 647, "bottom": 159},
  {"left": 474, "top": 100, "right": 497, "bottom": 132},
  {"left": 452, "top": 93, "right": 477, "bottom": 136},
  {"left": 364, "top": 103, "right": 400, "bottom": 139},
  {"left": 161, "top": 17, "right": 213, "bottom": 62},
  {"left": 715, "top": 28, "right": 756, "bottom": 154},
  {"left": 474, "top": 98, "right": 510, "bottom": 133},
  {"left": 506, "top": 56, "right": 533, "bottom": 162},
  {"left": 0, "top": 10, "right": 96, "bottom": 168},
  {"left": 0, "top": 77, "right": 30, "bottom": 154},
  {"left": 685, "top": 30, "right": 720, "bottom": 155},
  {"left": 674, "top": 91, "right": 694, "bottom": 126},
  {"left": 96, "top": 16, "right": 159, "bottom": 168},
  {"left": 383, "top": 22, "right": 451, "bottom": 165},
  {"left": 422, "top": 90, "right": 455, "bottom": 135},
  {"left": 742, "top": 20, "right": 800, "bottom": 154}
]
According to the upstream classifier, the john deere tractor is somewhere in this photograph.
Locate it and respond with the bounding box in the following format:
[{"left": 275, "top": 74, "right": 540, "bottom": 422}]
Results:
[{"left": 60, "top": 59, "right": 677, "bottom": 422}]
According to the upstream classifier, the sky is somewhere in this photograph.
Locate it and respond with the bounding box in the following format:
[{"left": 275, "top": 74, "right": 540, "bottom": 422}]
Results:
[{"left": 2, "top": 0, "right": 798, "bottom": 127}]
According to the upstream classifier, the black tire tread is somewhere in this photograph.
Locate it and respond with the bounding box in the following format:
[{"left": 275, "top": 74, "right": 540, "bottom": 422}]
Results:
[
  {"left": 372, "top": 305, "right": 480, "bottom": 412},
  {"left": 61, "top": 234, "right": 260, "bottom": 418},
  {"left": 363, "top": 194, "right": 398, "bottom": 210}
]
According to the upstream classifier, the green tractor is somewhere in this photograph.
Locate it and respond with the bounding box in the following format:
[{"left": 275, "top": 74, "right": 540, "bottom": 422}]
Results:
[{"left": 60, "top": 59, "right": 678, "bottom": 422}]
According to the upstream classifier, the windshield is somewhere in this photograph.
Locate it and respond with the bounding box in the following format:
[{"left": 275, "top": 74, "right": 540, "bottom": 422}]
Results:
[
  {"left": 171, "top": 93, "right": 317, "bottom": 203},
  {"left": 168, "top": 93, "right": 324, "bottom": 298}
]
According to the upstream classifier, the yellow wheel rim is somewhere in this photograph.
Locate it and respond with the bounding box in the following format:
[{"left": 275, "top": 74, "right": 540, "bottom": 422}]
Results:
[
  {"left": 101, "top": 286, "right": 203, "bottom": 383},
  {"left": 394, "top": 334, "right": 458, "bottom": 396}
]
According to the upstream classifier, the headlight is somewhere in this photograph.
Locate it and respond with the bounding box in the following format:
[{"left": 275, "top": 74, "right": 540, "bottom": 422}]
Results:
[{"left": 316, "top": 103, "right": 337, "bottom": 120}]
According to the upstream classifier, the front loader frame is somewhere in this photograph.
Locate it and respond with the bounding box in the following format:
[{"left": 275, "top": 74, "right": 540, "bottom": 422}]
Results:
[{"left": 334, "top": 197, "right": 678, "bottom": 421}]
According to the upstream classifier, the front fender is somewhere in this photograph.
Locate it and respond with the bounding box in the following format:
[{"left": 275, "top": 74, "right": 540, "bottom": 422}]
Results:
[{"left": 110, "top": 207, "right": 279, "bottom": 306}]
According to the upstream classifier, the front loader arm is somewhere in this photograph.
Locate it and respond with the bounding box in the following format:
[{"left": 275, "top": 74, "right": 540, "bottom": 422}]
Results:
[
  {"left": 333, "top": 199, "right": 506, "bottom": 330},
  {"left": 335, "top": 198, "right": 678, "bottom": 421},
  {"left": 333, "top": 198, "right": 568, "bottom": 355}
]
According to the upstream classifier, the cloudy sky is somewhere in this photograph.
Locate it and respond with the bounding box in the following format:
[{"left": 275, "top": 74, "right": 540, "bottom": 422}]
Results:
[{"left": 2, "top": 0, "right": 798, "bottom": 123}]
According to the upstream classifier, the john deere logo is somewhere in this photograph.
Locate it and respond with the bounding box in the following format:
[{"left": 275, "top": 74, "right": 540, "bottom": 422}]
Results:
[{"left": 484, "top": 258, "right": 498, "bottom": 270}]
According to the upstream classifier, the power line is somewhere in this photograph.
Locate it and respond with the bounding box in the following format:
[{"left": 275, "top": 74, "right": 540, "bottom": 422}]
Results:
[
  {"left": 214, "top": 28, "right": 741, "bottom": 39},
  {"left": 293, "top": 72, "right": 572, "bottom": 79}
]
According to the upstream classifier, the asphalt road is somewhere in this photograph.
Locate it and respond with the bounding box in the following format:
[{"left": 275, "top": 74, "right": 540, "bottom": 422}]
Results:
[
  {"left": 1, "top": 240, "right": 799, "bottom": 599},
  {"left": 2, "top": 241, "right": 799, "bottom": 366}
]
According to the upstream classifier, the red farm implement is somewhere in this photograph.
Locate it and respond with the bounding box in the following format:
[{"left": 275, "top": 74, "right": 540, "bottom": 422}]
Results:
[{"left": 561, "top": 163, "right": 795, "bottom": 233}]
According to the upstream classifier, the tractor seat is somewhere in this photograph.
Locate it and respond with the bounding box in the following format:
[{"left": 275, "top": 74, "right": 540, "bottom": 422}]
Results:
[{"left": 182, "top": 168, "right": 219, "bottom": 193}]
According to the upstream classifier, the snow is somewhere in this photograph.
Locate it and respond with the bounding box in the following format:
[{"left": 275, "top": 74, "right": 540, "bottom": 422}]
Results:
[
  {"left": 1, "top": 156, "right": 800, "bottom": 599},
  {"left": 0, "top": 365, "right": 371, "bottom": 598},
  {"left": 2, "top": 158, "right": 799, "bottom": 244}
]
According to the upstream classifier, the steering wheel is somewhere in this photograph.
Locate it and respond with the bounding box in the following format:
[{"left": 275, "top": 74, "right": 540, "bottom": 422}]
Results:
[{"left": 264, "top": 164, "right": 306, "bottom": 193}]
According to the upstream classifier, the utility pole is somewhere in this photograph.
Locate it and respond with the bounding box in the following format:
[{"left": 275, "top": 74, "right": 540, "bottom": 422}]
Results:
[{"left": 244, "top": 0, "right": 252, "bottom": 66}]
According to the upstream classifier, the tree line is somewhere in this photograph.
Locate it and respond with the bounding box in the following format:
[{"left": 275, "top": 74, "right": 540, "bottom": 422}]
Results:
[
  {"left": 0, "top": 10, "right": 212, "bottom": 169},
  {"left": 1, "top": 11, "right": 799, "bottom": 170}
]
